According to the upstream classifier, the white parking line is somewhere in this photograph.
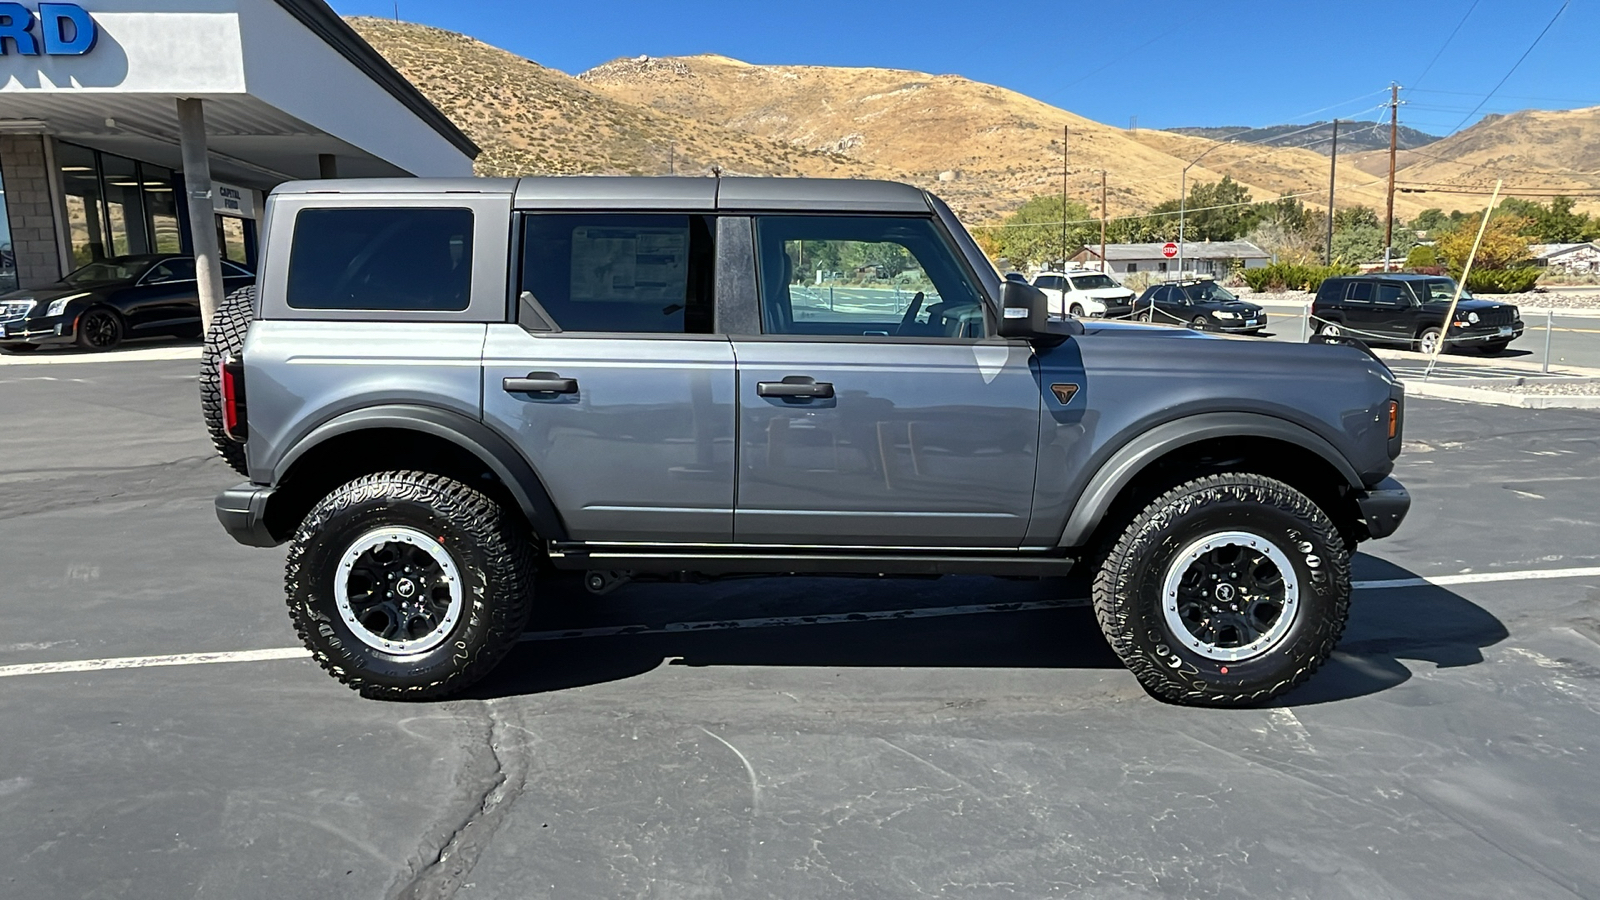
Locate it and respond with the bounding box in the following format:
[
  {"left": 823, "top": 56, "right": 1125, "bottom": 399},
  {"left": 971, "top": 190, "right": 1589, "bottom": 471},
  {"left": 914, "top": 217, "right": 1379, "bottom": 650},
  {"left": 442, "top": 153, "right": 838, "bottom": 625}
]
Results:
[{"left": 5, "top": 565, "right": 1600, "bottom": 680}]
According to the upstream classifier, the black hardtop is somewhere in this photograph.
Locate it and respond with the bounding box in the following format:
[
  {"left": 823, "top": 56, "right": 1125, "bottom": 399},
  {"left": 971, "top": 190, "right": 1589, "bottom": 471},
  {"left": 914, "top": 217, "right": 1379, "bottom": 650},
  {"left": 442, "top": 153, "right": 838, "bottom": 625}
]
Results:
[{"left": 271, "top": 176, "right": 935, "bottom": 215}]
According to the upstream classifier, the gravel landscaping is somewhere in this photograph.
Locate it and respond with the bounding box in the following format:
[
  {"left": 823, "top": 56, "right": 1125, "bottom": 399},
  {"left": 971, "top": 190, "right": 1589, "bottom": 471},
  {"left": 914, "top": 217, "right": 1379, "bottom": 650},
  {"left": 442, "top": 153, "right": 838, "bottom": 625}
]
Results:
[{"left": 1468, "top": 379, "right": 1600, "bottom": 395}]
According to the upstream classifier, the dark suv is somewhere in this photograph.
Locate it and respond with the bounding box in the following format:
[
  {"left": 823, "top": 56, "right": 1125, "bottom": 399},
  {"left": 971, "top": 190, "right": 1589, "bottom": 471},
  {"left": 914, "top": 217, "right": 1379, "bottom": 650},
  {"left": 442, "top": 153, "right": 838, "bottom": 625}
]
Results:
[
  {"left": 1311, "top": 274, "right": 1522, "bottom": 355},
  {"left": 1134, "top": 279, "right": 1266, "bottom": 334}
]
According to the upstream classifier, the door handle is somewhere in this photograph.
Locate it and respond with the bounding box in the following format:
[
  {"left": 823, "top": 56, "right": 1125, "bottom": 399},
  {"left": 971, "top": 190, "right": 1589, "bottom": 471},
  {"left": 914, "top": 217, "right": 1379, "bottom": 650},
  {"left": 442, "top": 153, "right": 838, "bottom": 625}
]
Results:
[
  {"left": 757, "top": 378, "right": 834, "bottom": 399},
  {"left": 503, "top": 372, "right": 578, "bottom": 394}
]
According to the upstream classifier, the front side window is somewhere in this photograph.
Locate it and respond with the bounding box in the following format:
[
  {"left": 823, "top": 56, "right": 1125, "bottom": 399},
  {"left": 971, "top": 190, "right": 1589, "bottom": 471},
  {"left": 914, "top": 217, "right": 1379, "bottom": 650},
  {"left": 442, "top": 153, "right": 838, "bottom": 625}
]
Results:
[
  {"left": 755, "top": 215, "right": 987, "bottom": 338},
  {"left": 64, "top": 257, "right": 152, "bottom": 286},
  {"left": 1423, "top": 278, "right": 1469, "bottom": 301},
  {"left": 518, "top": 214, "right": 713, "bottom": 334},
  {"left": 1375, "top": 283, "right": 1406, "bottom": 305},
  {"left": 287, "top": 208, "right": 473, "bottom": 311}
]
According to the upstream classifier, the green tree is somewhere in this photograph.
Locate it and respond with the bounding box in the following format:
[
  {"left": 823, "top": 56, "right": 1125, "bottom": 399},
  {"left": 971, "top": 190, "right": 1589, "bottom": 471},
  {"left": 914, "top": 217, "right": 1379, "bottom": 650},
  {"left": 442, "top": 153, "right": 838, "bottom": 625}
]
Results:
[
  {"left": 1184, "top": 176, "right": 1255, "bottom": 241},
  {"left": 1411, "top": 208, "right": 1453, "bottom": 235},
  {"left": 979, "top": 195, "right": 1097, "bottom": 269},
  {"left": 1497, "top": 196, "right": 1591, "bottom": 243}
]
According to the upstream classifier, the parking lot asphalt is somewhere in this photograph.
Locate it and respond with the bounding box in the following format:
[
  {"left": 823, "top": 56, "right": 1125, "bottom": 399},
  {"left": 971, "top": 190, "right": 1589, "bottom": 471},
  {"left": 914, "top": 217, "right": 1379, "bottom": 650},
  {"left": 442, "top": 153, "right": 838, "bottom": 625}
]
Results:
[{"left": 3, "top": 358, "right": 1599, "bottom": 899}]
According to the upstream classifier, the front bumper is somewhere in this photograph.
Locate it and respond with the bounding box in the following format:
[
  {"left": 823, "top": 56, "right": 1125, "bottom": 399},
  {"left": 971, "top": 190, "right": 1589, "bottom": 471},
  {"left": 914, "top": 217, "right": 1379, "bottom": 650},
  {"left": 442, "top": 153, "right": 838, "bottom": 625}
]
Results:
[
  {"left": 215, "top": 482, "right": 282, "bottom": 547},
  {"left": 1096, "top": 303, "right": 1134, "bottom": 319},
  {"left": 0, "top": 315, "right": 75, "bottom": 346},
  {"left": 1447, "top": 321, "right": 1523, "bottom": 345},
  {"left": 1201, "top": 314, "right": 1267, "bottom": 333},
  {"left": 1354, "top": 476, "right": 1410, "bottom": 539}
]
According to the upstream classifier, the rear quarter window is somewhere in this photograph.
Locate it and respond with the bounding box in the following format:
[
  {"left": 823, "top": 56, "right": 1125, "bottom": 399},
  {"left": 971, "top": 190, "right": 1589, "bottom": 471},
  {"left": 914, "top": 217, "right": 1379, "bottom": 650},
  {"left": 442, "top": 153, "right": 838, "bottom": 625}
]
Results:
[{"left": 286, "top": 207, "right": 474, "bottom": 311}]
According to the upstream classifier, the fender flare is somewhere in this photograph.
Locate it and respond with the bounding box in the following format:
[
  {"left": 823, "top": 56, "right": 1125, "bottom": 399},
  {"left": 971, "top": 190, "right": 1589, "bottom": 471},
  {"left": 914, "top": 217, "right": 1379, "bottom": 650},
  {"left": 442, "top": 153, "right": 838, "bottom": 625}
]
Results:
[
  {"left": 1058, "top": 411, "right": 1363, "bottom": 548},
  {"left": 274, "top": 404, "right": 568, "bottom": 542}
]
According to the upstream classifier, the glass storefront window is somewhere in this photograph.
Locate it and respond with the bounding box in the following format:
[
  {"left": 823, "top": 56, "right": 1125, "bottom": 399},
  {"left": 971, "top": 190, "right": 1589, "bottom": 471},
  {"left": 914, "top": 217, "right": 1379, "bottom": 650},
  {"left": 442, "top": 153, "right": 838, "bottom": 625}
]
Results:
[
  {"left": 0, "top": 161, "right": 17, "bottom": 293},
  {"left": 58, "top": 142, "right": 106, "bottom": 266},
  {"left": 100, "top": 153, "right": 148, "bottom": 257},
  {"left": 218, "top": 215, "right": 247, "bottom": 265},
  {"left": 140, "top": 164, "right": 181, "bottom": 254}
]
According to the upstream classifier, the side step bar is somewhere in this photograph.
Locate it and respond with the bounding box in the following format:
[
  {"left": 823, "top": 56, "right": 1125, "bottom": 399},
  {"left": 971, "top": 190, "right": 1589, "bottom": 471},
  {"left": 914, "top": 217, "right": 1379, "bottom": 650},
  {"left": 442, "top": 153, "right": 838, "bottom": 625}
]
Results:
[{"left": 547, "top": 546, "right": 1076, "bottom": 578}]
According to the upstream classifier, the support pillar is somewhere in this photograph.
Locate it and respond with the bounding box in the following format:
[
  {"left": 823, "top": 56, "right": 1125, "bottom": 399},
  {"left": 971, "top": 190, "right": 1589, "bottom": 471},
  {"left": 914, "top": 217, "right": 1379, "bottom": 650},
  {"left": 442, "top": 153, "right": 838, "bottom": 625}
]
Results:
[
  {"left": 318, "top": 153, "right": 338, "bottom": 179},
  {"left": 177, "top": 97, "right": 225, "bottom": 331}
]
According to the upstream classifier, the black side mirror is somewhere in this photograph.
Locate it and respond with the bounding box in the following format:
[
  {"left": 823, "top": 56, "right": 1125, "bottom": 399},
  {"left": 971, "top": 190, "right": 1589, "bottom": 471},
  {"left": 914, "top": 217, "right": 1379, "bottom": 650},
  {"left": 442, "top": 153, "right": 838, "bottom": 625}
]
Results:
[{"left": 998, "top": 279, "right": 1051, "bottom": 339}]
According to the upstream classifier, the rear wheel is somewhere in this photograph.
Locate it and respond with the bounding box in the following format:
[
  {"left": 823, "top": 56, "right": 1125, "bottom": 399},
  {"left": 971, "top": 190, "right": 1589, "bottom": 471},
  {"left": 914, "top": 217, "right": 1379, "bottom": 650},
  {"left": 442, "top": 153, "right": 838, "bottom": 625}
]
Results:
[
  {"left": 1137, "top": 309, "right": 1153, "bottom": 323},
  {"left": 1092, "top": 473, "right": 1350, "bottom": 707},
  {"left": 1315, "top": 321, "right": 1342, "bottom": 340},
  {"left": 285, "top": 470, "right": 535, "bottom": 701},
  {"left": 75, "top": 308, "right": 123, "bottom": 351}
]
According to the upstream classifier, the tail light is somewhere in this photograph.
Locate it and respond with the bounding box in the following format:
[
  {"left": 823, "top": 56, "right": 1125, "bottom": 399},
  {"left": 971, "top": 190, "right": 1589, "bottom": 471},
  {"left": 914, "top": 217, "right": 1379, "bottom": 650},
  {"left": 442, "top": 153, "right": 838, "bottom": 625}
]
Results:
[
  {"left": 220, "top": 353, "right": 248, "bottom": 442},
  {"left": 1387, "top": 401, "right": 1399, "bottom": 439}
]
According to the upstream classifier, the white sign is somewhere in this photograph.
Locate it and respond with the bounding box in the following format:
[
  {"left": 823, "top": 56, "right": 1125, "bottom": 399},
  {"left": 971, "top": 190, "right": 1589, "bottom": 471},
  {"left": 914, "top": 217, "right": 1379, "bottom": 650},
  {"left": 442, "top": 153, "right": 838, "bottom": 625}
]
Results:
[{"left": 212, "top": 182, "right": 254, "bottom": 218}]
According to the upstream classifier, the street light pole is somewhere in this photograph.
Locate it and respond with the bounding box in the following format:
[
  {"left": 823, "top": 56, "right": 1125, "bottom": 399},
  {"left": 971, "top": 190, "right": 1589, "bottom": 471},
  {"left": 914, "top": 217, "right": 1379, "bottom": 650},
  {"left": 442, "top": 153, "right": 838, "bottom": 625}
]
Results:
[{"left": 1177, "top": 140, "right": 1233, "bottom": 280}]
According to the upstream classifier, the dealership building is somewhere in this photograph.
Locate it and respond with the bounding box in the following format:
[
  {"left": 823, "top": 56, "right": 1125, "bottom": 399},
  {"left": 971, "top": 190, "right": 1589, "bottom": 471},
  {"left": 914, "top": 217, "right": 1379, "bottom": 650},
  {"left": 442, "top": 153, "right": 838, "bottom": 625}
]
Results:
[{"left": 0, "top": 0, "right": 476, "bottom": 294}]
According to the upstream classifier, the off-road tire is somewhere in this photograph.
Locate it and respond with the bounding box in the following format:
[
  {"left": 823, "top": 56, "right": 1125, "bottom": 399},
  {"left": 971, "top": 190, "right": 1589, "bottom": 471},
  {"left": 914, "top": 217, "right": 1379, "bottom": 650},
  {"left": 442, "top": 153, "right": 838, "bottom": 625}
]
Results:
[
  {"left": 285, "top": 470, "right": 534, "bottom": 701},
  {"left": 200, "top": 285, "right": 256, "bottom": 476},
  {"left": 1092, "top": 473, "right": 1350, "bottom": 707}
]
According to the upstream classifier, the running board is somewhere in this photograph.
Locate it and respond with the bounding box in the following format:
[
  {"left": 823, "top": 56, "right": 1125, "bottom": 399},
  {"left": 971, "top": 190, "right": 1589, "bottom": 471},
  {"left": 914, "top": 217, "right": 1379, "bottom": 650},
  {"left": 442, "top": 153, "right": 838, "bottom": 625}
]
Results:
[{"left": 546, "top": 547, "right": 1076, "bottom": 578}]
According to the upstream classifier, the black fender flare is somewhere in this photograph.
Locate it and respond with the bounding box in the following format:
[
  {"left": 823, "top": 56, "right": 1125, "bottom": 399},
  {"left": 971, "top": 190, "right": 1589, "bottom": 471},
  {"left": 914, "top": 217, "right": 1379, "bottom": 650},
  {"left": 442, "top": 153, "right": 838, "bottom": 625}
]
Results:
[
  {"left": 274, "top": 404, "right": 568, "bottom": 542},
  {"left": 1057, "top": 412, "right": 1363, "bottom": 548}
]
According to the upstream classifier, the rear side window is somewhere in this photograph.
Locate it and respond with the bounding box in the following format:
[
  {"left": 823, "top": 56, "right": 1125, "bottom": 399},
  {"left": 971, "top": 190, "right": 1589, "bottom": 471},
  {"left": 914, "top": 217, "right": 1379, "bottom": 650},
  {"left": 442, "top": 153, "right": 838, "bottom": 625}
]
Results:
[
  {"left": 518, "top": 214, "right": 714, "bottom": 334},
  {"left": 1345, "top": 282, "right": 1374, "bottom": 304},
  {"left": 286, "top": 208, "right": 474, "bottom": 311}
]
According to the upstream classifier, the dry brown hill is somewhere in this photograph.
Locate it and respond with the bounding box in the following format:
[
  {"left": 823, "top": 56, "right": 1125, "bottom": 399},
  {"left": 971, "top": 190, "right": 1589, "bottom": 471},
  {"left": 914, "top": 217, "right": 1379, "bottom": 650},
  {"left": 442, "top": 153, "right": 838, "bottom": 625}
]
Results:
[
  {"left": 1350, "top": 107, "right": 1600, "bottom": 215},
  {"left": 347, "top": 18, "right": 897, "bottom": 181}
]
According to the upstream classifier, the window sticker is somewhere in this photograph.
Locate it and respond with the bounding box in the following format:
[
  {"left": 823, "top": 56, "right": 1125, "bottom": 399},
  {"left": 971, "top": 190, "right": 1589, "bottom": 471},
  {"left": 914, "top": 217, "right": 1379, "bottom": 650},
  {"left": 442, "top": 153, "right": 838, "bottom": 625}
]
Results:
[{"left": 569, "top": 227, "right": 688, "bottom": 303}]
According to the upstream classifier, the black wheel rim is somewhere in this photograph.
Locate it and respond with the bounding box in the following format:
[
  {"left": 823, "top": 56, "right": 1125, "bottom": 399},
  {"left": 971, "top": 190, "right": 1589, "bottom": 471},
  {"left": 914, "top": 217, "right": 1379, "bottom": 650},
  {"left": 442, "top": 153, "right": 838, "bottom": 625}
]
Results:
[
  {"left": 82, "top": 311, "right": 118, "bottom": 348},
  {"left": 334, "top": 526, "right": 463, "bottom": 655},
  {"left": 1162, "top": 531, "right": 1300, "bottom": 661}
]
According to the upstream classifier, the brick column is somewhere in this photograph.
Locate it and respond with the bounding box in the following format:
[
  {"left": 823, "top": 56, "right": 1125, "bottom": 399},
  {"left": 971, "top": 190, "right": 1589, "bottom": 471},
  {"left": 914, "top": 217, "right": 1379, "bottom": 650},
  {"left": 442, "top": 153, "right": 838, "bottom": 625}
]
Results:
[{"left": 0, "top": 134, "right": 66, "bottom": 288}]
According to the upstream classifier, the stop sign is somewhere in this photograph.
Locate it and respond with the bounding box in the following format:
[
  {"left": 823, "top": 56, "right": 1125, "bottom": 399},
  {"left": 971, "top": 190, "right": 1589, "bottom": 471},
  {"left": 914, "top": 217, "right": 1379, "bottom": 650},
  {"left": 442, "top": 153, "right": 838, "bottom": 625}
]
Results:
[{"left": 1162, "top": 242, "right": 1178, "bottom": 258}]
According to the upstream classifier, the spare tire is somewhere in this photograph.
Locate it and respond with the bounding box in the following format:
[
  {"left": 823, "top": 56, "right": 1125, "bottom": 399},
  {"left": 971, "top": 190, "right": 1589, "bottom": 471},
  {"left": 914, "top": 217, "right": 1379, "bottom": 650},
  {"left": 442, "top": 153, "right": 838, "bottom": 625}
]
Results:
[{"left": 200, "top": 285, "right": 256, "bottom": 477}]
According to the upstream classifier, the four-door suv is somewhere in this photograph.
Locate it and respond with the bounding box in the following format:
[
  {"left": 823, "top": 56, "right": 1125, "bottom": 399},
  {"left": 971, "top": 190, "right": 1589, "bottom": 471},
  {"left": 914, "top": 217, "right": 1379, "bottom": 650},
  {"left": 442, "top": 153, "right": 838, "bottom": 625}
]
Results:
[
  {"left": 1031, "top": 270, "right": 1135, "bottom": 319},
  {"left": 1134, "top": 278, "right": 1266, "bottom": 334},
  {"left": 208, "top": 176, "right": 1409, "bottom": 708},
  {"left": 1311, "top": 274, "right": 1522, "bottom": 355},
  {"left": 0, "top": 255, "right": 254, "bottom": 352}
]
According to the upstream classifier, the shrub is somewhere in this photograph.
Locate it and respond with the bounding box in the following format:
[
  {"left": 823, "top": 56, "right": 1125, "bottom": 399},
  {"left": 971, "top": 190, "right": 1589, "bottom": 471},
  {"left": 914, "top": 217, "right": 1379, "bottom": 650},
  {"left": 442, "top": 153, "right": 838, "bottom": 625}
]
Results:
[
  {"left": 1242, "top": 262, "right": 1358, "bottom": 293},
  {"left": 1457, "top": 267, "right": 1541, "bottom": 294},
  {"left": 1404, "top": 245, "right": 1437, "bottom": 269}
]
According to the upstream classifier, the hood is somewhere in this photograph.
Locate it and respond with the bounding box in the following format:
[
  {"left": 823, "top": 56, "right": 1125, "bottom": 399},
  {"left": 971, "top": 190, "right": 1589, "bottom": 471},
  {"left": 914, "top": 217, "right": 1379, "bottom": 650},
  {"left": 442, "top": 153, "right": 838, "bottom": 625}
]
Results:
[
  {"left": 0, "top": 283, "right": 100, "bottom": 304},
  {"left": 1195, "top": 299, "right": 1262, "bottom": 313},
  {"left": 1448, "top": 298, "right": 1515, "bottom": 313},
  {"left": 1075, "top": 287, "right": 1136, "bottom": 301}
]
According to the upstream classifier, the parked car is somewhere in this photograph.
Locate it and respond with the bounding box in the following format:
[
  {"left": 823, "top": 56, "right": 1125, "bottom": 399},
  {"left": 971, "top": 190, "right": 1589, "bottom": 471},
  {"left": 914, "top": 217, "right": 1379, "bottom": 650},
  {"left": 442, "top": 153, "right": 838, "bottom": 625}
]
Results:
[
  {"left": 1311, "top": 274, "right": 1522, "bottom": 355},
  {"left": 208, "top": 176, "right": 1407, "bottom": 708},
  {"left": 1032, "top": 270, "right": 1135, "bottom": 319},
  {"left": 1134, "top": 278, "right": 1267, "bottom": 333},
  {"left": 0, "top": 254, "right": 254, "bottom": 352}
]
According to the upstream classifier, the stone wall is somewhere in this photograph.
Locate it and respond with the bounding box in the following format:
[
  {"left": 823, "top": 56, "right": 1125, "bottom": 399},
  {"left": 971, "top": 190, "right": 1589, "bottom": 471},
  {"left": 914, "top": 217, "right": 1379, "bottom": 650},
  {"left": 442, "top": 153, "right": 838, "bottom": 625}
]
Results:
[{"left": 0, "top": 134, "right": 64, "bottom": 288}]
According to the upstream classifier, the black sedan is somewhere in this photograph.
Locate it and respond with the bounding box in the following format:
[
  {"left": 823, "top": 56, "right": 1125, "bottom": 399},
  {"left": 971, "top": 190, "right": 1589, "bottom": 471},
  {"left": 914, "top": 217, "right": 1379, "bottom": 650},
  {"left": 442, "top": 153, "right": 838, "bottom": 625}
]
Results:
[
  {"left": 0, "top": 255, "right": 254, "bottom": 352},
  {"left": 1134, "top": 279, "right": 1267, "bottom": 334}
]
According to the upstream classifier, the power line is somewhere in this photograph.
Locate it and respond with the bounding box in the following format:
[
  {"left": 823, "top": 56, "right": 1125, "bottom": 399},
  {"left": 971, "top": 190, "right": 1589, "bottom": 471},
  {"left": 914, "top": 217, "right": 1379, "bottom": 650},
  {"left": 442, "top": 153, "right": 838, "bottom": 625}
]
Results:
[
  {"left": 1413, "top": 0, "right": 1480, "bottom": 89},
  {"left": 1445, "top": 0, "right": 1571, "bottom": 135}
]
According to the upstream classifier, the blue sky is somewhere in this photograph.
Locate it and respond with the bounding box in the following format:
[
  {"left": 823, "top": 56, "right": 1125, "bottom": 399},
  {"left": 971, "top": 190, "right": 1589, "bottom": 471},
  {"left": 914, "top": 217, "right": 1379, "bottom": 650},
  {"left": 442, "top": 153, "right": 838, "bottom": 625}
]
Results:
[{"left": 332, "top": 0, "right": 1596, "bottom": 137}]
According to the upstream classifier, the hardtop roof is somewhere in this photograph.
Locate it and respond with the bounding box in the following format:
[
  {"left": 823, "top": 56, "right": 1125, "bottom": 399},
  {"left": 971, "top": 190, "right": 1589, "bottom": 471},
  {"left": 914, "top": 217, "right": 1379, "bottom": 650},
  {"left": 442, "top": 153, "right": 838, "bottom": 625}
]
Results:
[{"left": 272, "top": 176, "right": 935, "bottom": 214}]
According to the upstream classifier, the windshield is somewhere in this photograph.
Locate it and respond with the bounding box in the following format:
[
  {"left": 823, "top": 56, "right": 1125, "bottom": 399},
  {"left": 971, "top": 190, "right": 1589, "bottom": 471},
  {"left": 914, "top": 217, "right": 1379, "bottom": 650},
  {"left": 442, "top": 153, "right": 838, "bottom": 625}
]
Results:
[
  {"left": 1070, "top": 274, "right": 1118, "bottom": 290},
  {"left": 1183, "top": 282, "right": 1237, "bottom": 303},
  {"left": 1423, "top": 278, "right": 1472, "bottom": 302},
  {"left": 63, "top": 258, "right": 154, "bottom": 286}
]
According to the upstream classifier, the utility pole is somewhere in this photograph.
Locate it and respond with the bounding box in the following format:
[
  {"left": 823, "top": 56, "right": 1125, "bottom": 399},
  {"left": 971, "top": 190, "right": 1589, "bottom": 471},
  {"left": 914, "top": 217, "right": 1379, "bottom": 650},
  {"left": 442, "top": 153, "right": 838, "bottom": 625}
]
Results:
[
  {"left": 668, "top": 142, "right": 675, "bottom": 176},
  {"left": 1099, "top": 170, "right": 1108, "bottom": 274},
  {"left": 1384, "top": 83, "right": 1400, "bottom": 271},
  {"left": 1325, "top": 119, "right": 1339, "bottom": 266},
  {"left": 1061, "top": 124, "right": 1069, "bottom": 269}
]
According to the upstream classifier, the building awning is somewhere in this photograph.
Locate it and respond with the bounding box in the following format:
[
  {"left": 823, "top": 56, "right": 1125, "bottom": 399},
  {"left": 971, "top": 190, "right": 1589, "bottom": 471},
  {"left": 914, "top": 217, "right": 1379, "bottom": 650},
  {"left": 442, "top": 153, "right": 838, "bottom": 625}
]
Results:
[{"left": 0, "top": 0, "right": 476, "bottom": 190}]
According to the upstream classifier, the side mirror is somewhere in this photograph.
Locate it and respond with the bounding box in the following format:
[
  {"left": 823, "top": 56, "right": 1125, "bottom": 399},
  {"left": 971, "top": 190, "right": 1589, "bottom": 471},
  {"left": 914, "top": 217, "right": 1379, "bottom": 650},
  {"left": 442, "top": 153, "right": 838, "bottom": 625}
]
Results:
[{"left": 998, "top": 279, "right": 1051, "bottom": 339}]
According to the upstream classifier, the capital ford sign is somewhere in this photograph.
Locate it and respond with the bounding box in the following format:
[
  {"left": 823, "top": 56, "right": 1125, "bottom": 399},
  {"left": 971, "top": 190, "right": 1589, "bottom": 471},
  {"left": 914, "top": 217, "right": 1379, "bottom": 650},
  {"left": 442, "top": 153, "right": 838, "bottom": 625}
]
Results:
[{"left": 0, "top": 3, "right": 96, "bottom": 56}]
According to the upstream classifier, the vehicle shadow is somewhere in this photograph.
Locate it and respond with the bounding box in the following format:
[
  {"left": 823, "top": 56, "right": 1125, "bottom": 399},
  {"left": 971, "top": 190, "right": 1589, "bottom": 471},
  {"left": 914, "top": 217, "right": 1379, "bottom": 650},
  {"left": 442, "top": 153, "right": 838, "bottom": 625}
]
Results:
[{"left": 467, "top": 554, "right": 1509, "bottom": 706}]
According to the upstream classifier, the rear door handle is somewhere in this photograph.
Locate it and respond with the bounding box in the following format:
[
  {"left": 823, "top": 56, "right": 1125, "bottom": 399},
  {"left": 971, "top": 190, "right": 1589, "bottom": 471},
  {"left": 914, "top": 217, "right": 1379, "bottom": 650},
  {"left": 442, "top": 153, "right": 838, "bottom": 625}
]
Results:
[
  {"left": 757, "top": 378, "right": 834, "bottom": 399},
  {"left": 503, "top": 372, "right": 578, "bottom": 394}
]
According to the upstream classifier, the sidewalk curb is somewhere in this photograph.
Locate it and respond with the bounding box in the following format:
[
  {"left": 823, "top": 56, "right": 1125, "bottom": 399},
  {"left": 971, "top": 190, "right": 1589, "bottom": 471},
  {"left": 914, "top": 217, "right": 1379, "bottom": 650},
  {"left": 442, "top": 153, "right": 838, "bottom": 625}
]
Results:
[
  {"left": 1404, "top": 380, "right": 1600, "bottom": 409},
  {"left": 0, "top": 346, "right": 200, "bottom": 366},
  {"left": 1374, "top": 347, "right": 1600, "bottom": 377}
]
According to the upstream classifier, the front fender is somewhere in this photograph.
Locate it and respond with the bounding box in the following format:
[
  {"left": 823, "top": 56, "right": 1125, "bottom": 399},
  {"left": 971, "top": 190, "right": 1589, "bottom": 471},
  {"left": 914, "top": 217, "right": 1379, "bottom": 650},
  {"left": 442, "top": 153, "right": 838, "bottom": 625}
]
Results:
[{"left": 1055, "top": 411, "right": 1364, "bottom": 548}]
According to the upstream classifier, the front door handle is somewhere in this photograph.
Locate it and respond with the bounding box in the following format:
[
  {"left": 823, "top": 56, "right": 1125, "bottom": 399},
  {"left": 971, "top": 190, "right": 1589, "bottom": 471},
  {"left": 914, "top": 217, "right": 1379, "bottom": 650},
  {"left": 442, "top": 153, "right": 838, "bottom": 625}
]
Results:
[
  {"left": 757, "top": 377, "right": 834, "bottom": 399},
  {"left": 503, "top": 372, "right": 578, "bottom": 394}
]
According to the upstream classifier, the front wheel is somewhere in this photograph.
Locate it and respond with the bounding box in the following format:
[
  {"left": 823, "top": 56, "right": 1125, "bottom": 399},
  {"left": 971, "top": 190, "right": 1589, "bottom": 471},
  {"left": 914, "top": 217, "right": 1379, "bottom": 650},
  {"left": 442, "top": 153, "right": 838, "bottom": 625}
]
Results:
[
  {"left": 1069, "top": 303, "right": 1085, "bottom": 318},
  {"left": 76, "top": 308, "right": 123, "bottom": 351},
  {"left": 1092, "top": 473, "right": 1350, "bottom": 707},
  {"left": 1190, "top": 315, "right": 1209, "bottom": 329},
  {"left": 285, "top": 470, "right": 535, "bottom": 700},
  {"left": 1417, "top": 327, "right": 1444, "bottom": 355}
]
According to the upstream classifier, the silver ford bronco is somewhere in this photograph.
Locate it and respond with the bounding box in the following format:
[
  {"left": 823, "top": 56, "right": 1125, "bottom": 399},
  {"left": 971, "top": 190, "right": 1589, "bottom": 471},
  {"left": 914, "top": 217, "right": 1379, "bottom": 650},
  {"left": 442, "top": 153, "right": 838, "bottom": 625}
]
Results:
[{"left": 205, "top": 176, "right": 1409, "bottom": 706}]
